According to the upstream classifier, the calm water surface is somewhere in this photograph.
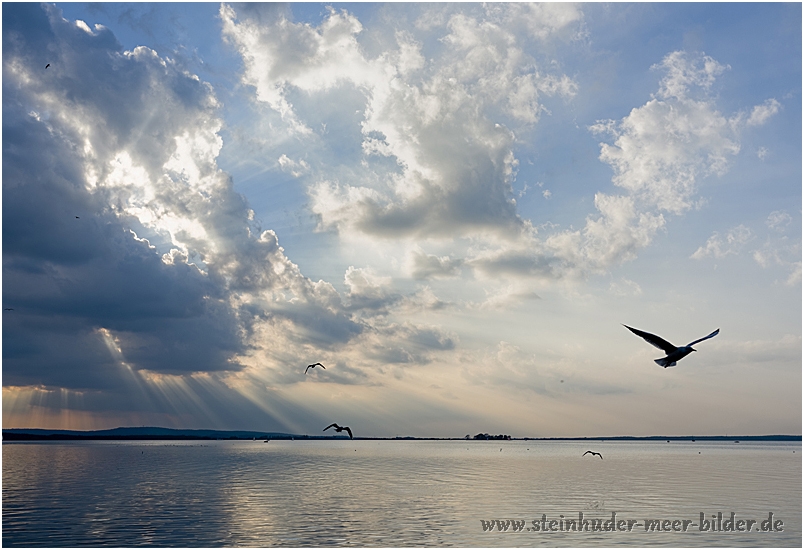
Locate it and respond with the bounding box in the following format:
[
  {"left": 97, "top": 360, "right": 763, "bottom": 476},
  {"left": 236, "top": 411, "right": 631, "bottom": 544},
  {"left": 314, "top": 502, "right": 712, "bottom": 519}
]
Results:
[{"left": 3, "top": 440, "right": 800, "bottom": 547}]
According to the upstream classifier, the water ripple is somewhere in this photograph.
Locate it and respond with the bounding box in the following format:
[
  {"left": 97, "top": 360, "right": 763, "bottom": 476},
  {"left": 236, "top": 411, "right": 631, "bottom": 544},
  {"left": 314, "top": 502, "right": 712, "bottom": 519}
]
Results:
[{"left": 3, "top": 440, "right": 800, "bottom": 547}]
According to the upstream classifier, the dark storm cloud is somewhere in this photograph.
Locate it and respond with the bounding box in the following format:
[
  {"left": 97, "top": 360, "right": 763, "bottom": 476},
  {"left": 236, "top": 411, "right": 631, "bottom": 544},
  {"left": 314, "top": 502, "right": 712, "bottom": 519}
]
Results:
[
  {"left": 3, "top": 90, "right": 242, "bottom": 389},
  {"left": 4, "top": 3, "right": 218, "bottom": 184},
  {"left": 3, "top": 4, "right": 445, "bottom": 410},
  {"left": 2, "top": 4, "right": 281, "bottom": 394}
]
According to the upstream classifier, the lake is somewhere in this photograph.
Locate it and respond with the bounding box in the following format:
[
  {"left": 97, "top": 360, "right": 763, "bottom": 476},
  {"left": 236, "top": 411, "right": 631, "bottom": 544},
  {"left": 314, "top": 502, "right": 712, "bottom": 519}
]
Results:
[{"left": 2, "top": 439, "right": 800, "bottom": 547}]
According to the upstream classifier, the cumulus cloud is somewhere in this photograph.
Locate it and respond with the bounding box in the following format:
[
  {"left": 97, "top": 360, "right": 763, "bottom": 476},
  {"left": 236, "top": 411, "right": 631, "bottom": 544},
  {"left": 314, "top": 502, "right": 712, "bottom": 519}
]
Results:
[
  {"left": 223, "top": 5, "right": 778, "bottom": 286},
  {"left": 3, "top": 5, "right": 246, "bottom": 388},
  {"left": 463, "top": 50, "right": 779, "bottom": 282},
  {"left": 746, "top": 98, "right": 781, "bottom": 126},
  {"left": 590, "top": 52, "right": 740, "bottom": 215},
  {"left": 2, "top": 4, "right": 459, "bottom": 428},
  {"left": 238, "top": 7, "right": 779, "bottom": 284},
  {"left": 221, "top": 3, "right": 581, "bottom": 242}
]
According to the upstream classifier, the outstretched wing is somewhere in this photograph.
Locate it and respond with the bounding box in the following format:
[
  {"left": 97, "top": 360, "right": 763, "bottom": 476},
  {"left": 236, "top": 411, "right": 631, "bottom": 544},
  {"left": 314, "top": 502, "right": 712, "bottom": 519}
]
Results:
[
  {"left": 323, "top": 423, "right": 337, "bottom": 432},
  {"left": 583, "top": 451, "right": 592, "bottom": 456},
  {"left": 345, "top": 427, "right": 353, "bottom": 439},
  {"left": 305, "top": 366, "right": 312, "bottom": 374},
  {"left": 686, "top": 328, "right": 720, "bottom": 348},
  {"left": 623, "top": 325, "right": 677, "bottom": 353}
]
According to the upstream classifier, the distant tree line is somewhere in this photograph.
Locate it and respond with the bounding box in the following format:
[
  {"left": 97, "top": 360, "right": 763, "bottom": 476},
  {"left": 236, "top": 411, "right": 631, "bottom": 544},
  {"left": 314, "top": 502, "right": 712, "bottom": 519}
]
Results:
[{"left": 467, "top": 433, "right": 512, "bottom": 440}]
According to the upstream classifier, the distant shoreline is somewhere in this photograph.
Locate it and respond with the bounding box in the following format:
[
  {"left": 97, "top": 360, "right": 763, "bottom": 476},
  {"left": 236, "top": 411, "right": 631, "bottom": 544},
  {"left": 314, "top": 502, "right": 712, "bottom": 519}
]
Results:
[{"left": 2, "top": 428, "right": 800, "bottom": 442}]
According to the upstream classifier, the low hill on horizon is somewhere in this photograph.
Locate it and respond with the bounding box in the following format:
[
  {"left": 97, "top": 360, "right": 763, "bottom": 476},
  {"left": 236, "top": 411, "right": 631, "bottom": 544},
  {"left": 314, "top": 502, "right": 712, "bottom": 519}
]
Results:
[{"left": 2, "top": 426, "right": 295, "bottom": 440}]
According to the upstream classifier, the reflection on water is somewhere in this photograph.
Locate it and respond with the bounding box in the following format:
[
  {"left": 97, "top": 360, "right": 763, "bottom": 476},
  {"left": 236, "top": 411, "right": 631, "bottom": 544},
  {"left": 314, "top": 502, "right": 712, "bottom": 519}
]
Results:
[{"left": 3, "top": 440, "right": 801, "bottom": 547}]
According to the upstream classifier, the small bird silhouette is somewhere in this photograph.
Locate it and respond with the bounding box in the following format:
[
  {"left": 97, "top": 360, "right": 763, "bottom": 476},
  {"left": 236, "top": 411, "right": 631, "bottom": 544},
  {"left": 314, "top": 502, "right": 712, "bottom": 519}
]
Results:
[
  {"left": 3, "top": 308, "right": 13, "bottom": 311},
  {"left": 583, "top": 450, "right": 603, "bottom": 459},
  {"left": 305, "top": 362, "right": 325, "bottom": 374},
  {"left": 75, "top": 216, "right": 80, "bottom": 219},
  {"left": 45, "top": 63, "right": 50, "bottom": 69},
  {"left": 624, "top": 325, "right": 719, "bottom": 367},
  {"left": 323, "top": 423, "right": 352, "bottom": 439}
]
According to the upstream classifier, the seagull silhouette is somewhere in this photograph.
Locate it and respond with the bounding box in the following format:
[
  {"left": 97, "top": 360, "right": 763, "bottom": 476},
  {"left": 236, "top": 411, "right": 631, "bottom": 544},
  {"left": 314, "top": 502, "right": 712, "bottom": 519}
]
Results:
[
  {"left": 45, "top": 63, "right": 50, "bottom": 69},
  {"left": 75, "top": 216, "right": 80, "bottom": 219},
  {"left": 305, "top": 362, "right": 325, "bottom": 374},
  {"left": 4, "top": 308, "right": 13, "bottom": 311},
  {"left": 624, "top": 325, "right": 719, "bottom": 367},
  {"left": 583, "top": 451, "right": 603, "bottom": 459},
  {"left": 323, "top": 423, "right": 353, "bottom": 439}
]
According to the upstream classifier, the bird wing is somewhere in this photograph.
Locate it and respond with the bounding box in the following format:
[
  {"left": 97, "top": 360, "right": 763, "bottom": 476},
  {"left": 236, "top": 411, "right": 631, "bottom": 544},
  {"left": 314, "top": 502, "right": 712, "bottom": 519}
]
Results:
[
  {"left": 305, "top": 366, "right": 311, "bottom": 373},
  {"left": 623, "top": 325, "right": 677, "bottom": 353},
  {"left": 323, "top": 423, "right": 337, "bottom": 432},
  {"left": 345, "top": 427, "right": 353, "bottom": 439},
  {"left": 686, "top": 328, "right": 720, "bottom": 347},
  {"left": 583, "top": 451, "right": 591, "bottom": 455}
]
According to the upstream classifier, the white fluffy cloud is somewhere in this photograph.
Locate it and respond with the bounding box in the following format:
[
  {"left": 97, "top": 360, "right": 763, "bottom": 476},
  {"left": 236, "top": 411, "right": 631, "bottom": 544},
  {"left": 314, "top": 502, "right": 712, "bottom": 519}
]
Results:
[
  {"left": 747, "top": 98, "right": 782, "bottom": 126},
  {"left": 224, "top": 5, "right": 783, "bottom": 286},
  {"left": 221, "top": 3, "right": 580, "bottom": 243},
  {"left": 464, "top": 50, "right": 774, "bottom": 281},
  {"left": 590, "top": 52, "right": 741, "bottom": 215},
  {"left": 548, "top": 51, "right": 780, "bottom": 276}
]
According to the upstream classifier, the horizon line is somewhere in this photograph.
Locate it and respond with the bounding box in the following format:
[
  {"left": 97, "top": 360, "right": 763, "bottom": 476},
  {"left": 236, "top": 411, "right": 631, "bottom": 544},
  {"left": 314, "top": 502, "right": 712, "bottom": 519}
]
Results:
[{"left": 2, "top": 426, "right": 801, "bottom": 441}]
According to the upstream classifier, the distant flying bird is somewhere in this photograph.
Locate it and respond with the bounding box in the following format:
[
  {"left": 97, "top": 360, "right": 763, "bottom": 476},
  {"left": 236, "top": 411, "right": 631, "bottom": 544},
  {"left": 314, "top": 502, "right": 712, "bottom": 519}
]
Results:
[
  {"left": 45, "top": 63, "right": 50, "bottom": 69},
  {"left": 623, "top": 325, "right": 720, "bottom": 367},
  {"left": 4, "top": 308, "right": 13, "bottom": 311},
  {"left": 583, "top": 451, "right": 603, "bottom": 459},
  {"left": 323, "top": 423, "right": 353, "bottom": 439},
  {"left": 75, "top": 216, "right": 80, "bottom": 219},
  {"left": 305, "top": 362, "right": 325, "bottom": 374}
]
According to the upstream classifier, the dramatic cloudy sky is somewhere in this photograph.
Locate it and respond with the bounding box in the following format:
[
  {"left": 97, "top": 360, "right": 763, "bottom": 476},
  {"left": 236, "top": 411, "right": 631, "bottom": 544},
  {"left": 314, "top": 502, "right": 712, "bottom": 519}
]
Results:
[{"left": 3, "top": 3, "right": 801, "bottom": 437}]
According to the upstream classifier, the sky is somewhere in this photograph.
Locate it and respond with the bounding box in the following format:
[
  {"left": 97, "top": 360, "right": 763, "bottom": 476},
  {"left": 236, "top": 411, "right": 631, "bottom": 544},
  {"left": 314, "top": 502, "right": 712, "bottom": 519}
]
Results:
[{"left": 2, "top": 2, "right": 801, "bottom": 437}]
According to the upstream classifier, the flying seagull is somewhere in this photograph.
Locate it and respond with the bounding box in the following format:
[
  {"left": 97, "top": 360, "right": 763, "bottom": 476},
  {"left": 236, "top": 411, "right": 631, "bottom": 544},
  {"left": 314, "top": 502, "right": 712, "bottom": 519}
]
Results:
[
  {"left": 75, "top": 216, "right": 80, "bottom": 219},
  {"left": 45, "top": 63, "right": 50, "bottom": 69},
  {"left": 323, "top": 423, "right": 353, "bottom": 439},
  {"left": 305, "top": 362, "right": 325, "bottom": 374},
  {"left": 4, "top": 308, "right": 13, "bottom": 311},
  {"left": 624, "top": 325, "right": 719, "bottom": 367},
  {"left": 583, "top": 451, "right": 603, "bottom": 459}
]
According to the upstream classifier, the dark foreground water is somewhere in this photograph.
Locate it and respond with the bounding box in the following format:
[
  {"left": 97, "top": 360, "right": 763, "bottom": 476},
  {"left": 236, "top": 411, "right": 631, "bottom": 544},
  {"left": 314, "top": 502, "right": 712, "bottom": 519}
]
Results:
[{"left": 2, "top": 439, "right": 801, "bottom": 547}]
